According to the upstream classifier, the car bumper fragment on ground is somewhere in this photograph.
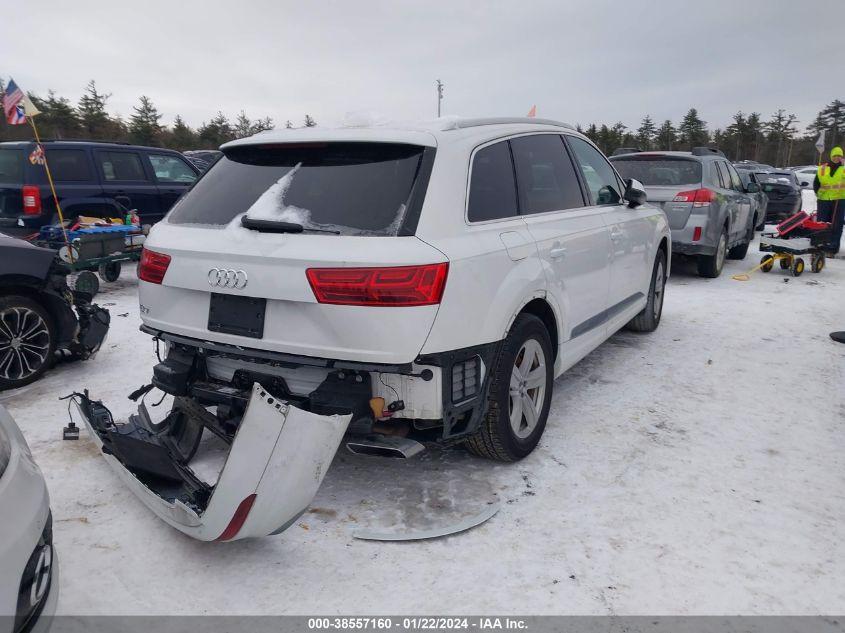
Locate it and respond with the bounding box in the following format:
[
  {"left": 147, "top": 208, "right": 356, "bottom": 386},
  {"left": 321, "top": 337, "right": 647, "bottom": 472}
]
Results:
[{"left": 72, "top": 383, "right": 351, "bottom": 541}]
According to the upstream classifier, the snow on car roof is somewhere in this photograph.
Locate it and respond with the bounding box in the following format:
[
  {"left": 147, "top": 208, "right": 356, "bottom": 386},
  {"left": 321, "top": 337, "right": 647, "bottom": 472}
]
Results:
[{"left": 221, "top": 117, "right": 575, "bottom": 150}]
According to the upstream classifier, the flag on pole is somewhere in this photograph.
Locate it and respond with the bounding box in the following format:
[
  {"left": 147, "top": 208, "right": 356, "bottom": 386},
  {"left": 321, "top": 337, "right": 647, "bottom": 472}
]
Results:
[
  {"left": 527, "top": 105, "right": 537, "bottom": 118},
  {"left": 815, "top": 130, "right": 826, "bottom": 154},
  {"left": 21, "top": 93, "right": 41, "bottom": 118},
  {"left": 2, "top": 78, "right": 27, "bottom": 125}
]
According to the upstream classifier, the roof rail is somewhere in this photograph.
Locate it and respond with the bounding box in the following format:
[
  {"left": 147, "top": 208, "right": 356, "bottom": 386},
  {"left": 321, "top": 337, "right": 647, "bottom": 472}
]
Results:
[
  {"left": 28, "top": 138, "right": 132, "bottom": 145},
  {"left": 611, "top": 147, "right": 642, "bottom": 156},
  {"left": 441, "top": 117, "right": 574, "bottom": 131},
  {"left": 691, "top": 146, "right": 725, "bottom": 158}
]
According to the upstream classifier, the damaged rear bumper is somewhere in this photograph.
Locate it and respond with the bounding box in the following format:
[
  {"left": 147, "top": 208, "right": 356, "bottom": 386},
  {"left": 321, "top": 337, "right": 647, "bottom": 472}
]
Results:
[{"left": 73, "top": 383, "right": 350, "bottom": 541}]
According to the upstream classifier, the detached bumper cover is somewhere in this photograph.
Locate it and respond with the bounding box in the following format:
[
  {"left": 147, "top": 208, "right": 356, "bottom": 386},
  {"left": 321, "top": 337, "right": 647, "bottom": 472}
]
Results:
[{"left": 74, "top": 383, "right": 351, "bottom": 541}]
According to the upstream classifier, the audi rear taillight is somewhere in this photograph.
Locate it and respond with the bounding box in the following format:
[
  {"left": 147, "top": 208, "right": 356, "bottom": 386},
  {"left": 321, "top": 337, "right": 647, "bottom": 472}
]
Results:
[
  {"left": 22, "top": 186, "right": 41, "bottom": 216},
  {"left": 673, "top": 188, "right": 716, "bottom": 207},
  {"left": 306, "top": 263, "right": 449, "bottom": 307},
  {"left": 138, "top": 248, "right": 171, "bottom": 284}
]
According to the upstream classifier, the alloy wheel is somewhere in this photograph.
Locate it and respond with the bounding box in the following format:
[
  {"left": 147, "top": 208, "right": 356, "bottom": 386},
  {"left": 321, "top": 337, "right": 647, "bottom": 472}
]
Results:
[
  {"left": 0, "top": 307, "right": 51, "bottom": 382},
  {"left": 508, "top": 339, "right": 547, "bottom": 439}
]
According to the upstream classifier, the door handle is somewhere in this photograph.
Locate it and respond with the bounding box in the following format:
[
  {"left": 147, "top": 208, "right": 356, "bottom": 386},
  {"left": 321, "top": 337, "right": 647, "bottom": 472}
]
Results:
[{"left": 549, "top": 245, "right": 567, "bottom": 259}]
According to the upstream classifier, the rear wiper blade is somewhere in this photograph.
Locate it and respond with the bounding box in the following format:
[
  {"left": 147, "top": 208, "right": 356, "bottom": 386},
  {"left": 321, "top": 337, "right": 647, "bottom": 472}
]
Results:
[{"left": 240, "top": 216, "right": 339, "bottom": 234}]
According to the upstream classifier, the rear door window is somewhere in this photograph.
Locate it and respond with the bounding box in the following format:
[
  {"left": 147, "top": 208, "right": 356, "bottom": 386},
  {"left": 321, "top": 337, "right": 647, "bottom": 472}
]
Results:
[
  {"left": 724, "top": 162, "right": 744, "bottom": 191},
  {"left": 96, "top": 151, "right": 148, "bottom": 182},
  {"left": 509, "top": 134, "right": 584, "bottom": 214},
  {"left": 0, "top": 148, "right": 24, "bottom": 183},
  {"left": 714, "top": 162, "right": 729, "bottom": 189},
  {"left": 612, "top": 156, "right": 703, "bottom": 187},
  {"left": 565, "top": 136, "right": 623, "bottom": 205},
  {"left": 148, "top": 154, "right": 198, "bottom": 184},
  {"left": 167, "top": 142, "right": 427, "bottom": 236},
  {"left": 45, "top": 149, "right": 92, "bottom": 182},
  {"left": 468, "top": 140, "right": 518, "bottom": 221}
]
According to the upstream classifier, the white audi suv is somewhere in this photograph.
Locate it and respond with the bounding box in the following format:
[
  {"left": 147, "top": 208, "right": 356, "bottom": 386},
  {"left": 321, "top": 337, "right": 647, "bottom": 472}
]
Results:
[{"left": 75, "top": 117, "right": 670, "bottom": 540}]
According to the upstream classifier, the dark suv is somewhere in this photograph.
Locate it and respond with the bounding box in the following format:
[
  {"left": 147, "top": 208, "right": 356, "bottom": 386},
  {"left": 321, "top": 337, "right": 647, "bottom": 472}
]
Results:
[{"left": 0, "top": 141, "right": 199, "bottom": 238}]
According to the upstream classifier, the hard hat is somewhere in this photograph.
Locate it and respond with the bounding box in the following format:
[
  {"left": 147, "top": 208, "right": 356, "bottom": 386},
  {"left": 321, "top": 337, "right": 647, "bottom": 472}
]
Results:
[{"left": 831, "top": 146, "right": 844, "bottom": 159}]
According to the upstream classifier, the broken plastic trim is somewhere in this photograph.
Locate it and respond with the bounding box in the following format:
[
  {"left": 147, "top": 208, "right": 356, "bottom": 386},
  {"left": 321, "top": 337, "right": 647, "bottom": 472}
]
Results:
[{"left": 73, "top": 383, "right": 351, "bottom": 541}]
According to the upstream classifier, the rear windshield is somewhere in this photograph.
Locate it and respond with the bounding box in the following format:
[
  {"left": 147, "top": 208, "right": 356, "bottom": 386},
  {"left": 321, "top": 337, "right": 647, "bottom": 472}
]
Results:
[
  {"left": 167, "top": 142, "right": 427, "bottom": 236},
  {"left": 612, "top": 157, "right": 702, "bottom": 186},
  {"left": 0, "top": 149, "right": 24, "bottom": 183}
]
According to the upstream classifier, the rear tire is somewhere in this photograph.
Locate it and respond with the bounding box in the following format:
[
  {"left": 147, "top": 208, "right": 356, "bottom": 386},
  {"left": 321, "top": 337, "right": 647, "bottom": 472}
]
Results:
[
  {"left": 0, "top": 295, "right": 57, "bottom": 391},
  {"left": 728, "top": 220, "right": 754, "bottom": 260},
  {"left": 697, "top": 228, "right": 727, "bottom": 278},
  {"left": 465, "top": 314, "right": 553, "bottom": 462},
  {"left": 760, "top": 255, "right": 774, "bottom": 272},
  {"left": 791, "top": 257, "right": 805, "bottom": 277},
  {"left": 627, "top": 250, "right": 666, "bottom": 333}
]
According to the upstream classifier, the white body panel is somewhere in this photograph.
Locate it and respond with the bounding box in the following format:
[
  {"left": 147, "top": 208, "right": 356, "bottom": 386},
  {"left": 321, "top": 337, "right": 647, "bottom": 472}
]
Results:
[
  {"left": 140, "top": 224, "right": 446, "bottom": 365},
  {"left": 0, "top": 406, "right": 58, "bottom": 630},
  {"left": 75, "top": 384, "right": 351, "bottom": 541}
]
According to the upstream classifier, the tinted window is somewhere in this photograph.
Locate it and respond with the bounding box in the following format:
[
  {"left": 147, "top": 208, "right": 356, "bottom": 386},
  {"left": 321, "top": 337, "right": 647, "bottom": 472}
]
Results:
[
  {"left": 468, "top": 141, "right": 518, "bottom": 221},
  {"left": 97, "top": 152, "right": 147, "bottom": 181},
  {"left": 509, "top": 135, "right": 584, "bottom": 214},
  {"left": 149, "top": 154, "right": 197, "bottom": 184},
  {"left": 167, "top": 142, "right": 425, "bottom": 236},
  {"left": 0, "top": 149, "right": 24, "bottom": 183},
  {"left": 45, "top": 149, "right": 92, "bottom": 182},
  {"left": 613, "top": 157, "right": 703, "bottom": 186},
  {"left": 566, "top": 136, "right": 622, "bottom": 205}
]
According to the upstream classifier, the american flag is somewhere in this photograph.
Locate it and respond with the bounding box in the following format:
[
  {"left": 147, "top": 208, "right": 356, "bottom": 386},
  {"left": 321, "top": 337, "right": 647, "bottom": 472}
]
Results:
[{"left": 3, "top": 79, "right": 27, "bottom": 125}]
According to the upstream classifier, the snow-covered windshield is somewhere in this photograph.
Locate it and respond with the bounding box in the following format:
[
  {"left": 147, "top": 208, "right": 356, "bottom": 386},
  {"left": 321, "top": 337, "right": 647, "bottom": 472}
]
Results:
[{"left": 166, "top": 142, "right": 426, "bottom": 236}]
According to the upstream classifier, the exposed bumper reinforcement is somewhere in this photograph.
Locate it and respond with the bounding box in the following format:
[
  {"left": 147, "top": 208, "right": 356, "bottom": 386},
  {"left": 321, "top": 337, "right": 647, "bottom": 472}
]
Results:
[{"left": 73, "top": 383, "right": 351, "bottom": 541}]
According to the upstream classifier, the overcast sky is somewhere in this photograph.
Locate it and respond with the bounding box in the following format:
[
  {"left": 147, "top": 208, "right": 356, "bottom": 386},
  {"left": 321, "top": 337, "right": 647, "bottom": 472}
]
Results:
[{"left": 2, "top": 0, "right": 839, "bottom": 133}]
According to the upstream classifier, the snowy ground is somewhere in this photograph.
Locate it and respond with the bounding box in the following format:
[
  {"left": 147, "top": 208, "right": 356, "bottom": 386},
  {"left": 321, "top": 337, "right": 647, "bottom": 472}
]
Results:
[{"left": 3, "top": 193, "right": 844, "bottom": 615}]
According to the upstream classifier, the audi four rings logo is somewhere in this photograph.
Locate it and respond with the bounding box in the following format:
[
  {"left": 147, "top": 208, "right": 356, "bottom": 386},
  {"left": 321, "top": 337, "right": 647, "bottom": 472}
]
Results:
[{"left": 208, "top": 268, "right": 249, "bottom": 289}]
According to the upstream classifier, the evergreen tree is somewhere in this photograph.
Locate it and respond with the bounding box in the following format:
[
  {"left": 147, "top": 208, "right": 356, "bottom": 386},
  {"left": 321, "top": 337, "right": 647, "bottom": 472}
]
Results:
[
  {"left": 745, "top": 112, "right": 763, "bottom": 161},
  {"left": 304, "top": 114, "right": 317, "bottom": 127},
  {"left": 128, "top": 95, "right": 163, "bottom": 146},
  {"left": 763, "top": 109, "right": 798, "bottom": 167},
  {"left": 583, "top": 123, "right": 599, "bottom": 144},
  {"left": 198, "top": 111, "right": 233, "bottom": 148},
  {"left": 27, "top": 90, "right": 81, "bottom": 139},
  {"left": 807, "top": 99, "right": 845, "bottom": 148},
  {"left": 655, "top": 119, "right": 676, "bottom": 150},
  {"left": 285, "top": 120, "right": 294, "bottom": 129},
  {"left": 677, "top": 108, "right": 708, "bottom": 149},
  {"left": 252, "top": 116, "right": 274, "bottom": 133},
  {"left": 77, "top": 80, "right": 112, "bottom": 139},
  {"left": 636, "top": 115, "right": 656, "bottom": 150},
  {"left": 167, "top": 115, "right": 198, "bottom": 150}
]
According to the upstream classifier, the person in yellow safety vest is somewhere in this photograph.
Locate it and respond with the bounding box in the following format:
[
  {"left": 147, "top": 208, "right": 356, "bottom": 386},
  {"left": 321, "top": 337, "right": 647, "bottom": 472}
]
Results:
[{"left": 814, "top": 146, "right": 845, "bottom": 254}]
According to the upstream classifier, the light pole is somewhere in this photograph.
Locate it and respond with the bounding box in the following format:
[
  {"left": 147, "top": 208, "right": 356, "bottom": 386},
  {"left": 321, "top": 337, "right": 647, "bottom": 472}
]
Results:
[{"left": 436, "top": 79, "right": 444, "bottom": 118}]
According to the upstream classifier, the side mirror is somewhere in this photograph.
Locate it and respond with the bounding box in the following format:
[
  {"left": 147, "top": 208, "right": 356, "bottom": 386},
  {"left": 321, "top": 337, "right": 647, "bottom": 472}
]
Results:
[
  {"left": 745, "top": 182, "right": 760, "bottom": 193},
  {"left": 623, "top": 178, "right": 647, "bottom": 207},
  {"left": 800, "top": 181, "right": 810, "bottom": 188}
]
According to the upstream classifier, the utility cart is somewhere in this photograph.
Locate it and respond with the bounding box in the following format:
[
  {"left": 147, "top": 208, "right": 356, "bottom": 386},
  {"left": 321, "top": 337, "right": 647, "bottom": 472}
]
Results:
[
  {"left": 758, "top": 211, "right": 832, "bottom": 277},
  {"left": 33, "top": 224, "right": 145, "bottom": 295}
]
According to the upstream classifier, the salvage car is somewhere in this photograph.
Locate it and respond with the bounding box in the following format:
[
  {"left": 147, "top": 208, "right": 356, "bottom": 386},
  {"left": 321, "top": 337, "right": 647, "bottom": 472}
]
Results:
[
  {"left": 74, "top": 118, "right": 670, "bottom": 540},
  {"left": 0, "top": 141, "right": 199, "bottom": 239},
  {"left": 0, "top": 405, "right": 58, "bottom": 633},
  {"left": 612, "top": 148, "right": 759, "bottom": 277},
  {"left": 0, "top": 233, "right": 110, "bottom": 390},
  {"left": 757, "top": 171, "right": 804, "bottom": 221}
]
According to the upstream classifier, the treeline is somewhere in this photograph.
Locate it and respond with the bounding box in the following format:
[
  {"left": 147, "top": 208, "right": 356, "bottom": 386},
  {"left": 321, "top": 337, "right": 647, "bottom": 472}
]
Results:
[
  {"left": 0, "top": 78, "right": 318, "bottom": 150},
  {"left": 2, "top": 77, "right": 842, "bottom": 165},
  {"left": 577, "top": 102, "right": 845, "bottom": 167}
]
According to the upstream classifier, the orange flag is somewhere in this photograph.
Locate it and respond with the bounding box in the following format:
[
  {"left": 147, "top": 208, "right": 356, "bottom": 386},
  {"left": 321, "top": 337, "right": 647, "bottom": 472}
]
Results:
[{"left": 527, "top": 105, "right": 536, "bottom": 118}]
